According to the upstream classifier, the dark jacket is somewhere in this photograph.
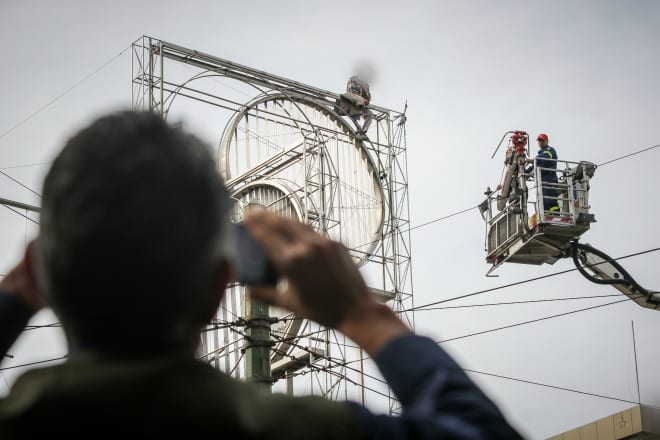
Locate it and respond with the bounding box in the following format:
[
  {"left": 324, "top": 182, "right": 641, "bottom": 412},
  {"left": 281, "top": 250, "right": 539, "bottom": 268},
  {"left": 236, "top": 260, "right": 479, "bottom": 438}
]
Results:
[{"left": 535, "top": 145, "right": 558, "bottom": 181}]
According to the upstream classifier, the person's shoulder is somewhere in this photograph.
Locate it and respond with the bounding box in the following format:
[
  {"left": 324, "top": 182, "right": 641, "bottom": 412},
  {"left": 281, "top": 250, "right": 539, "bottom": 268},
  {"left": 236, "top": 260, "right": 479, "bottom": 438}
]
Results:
[
  {"left": 1, "top": 357, "right": 362, "bottom": 438},
  {"left": 247, "top": 391, "right": 362, "bottom": 439}
]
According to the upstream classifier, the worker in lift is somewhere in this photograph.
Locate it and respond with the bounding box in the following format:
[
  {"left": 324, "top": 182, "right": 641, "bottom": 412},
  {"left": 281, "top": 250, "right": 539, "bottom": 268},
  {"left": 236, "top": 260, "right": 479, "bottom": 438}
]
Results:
[
  {"left": 345, "top": 74, "right": 373, "bottom": 137},
  {"left": 526, "top": 133, "right": 559, "bottom": 212}
]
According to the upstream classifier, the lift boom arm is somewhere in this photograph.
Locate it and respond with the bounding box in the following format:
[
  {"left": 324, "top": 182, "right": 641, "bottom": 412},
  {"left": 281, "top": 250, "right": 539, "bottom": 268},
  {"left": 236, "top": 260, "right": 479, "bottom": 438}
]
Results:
[{"left": 573, "top": 242, "right": 660, "bottom": 311}]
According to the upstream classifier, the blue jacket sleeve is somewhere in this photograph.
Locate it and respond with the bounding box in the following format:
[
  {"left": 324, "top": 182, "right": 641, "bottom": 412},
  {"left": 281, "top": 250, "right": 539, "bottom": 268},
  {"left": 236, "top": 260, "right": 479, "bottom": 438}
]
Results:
[
  {"left": 0, "top": 290, "right": 33, "bottom": 362},
  {"left": 350, "top": 334, "right": 522, "bottom": 439},
  {"left": 535, "top": 147, "right": 558, "bottom": 173}
]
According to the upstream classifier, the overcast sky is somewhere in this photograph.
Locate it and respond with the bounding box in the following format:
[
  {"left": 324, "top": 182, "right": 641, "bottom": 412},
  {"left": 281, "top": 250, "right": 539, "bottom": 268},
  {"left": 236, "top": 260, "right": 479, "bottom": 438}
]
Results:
[{"left": 1, "top": 1, "right": 659, "bottom": 438}]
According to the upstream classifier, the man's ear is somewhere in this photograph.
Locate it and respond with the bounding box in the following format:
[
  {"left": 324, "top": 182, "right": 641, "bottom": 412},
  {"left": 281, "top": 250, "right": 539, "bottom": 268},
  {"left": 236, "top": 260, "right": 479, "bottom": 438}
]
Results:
[{"left": 198, "top": 259, "right": 233, "bottom": 325}]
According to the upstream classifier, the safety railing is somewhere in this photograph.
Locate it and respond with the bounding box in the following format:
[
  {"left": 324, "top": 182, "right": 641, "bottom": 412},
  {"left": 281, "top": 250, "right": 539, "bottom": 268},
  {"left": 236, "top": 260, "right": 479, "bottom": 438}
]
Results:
[{"left": 480, "top": 158, "right": 596, "bottom": 260}]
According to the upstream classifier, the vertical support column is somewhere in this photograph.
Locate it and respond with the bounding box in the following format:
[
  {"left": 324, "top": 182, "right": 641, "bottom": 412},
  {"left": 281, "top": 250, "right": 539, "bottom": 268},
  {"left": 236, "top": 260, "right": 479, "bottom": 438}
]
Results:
[
  {"left": 148, "top": 37, "right": 154, "bottom": 112},
  {"left": 286, "top": 371, "right": 293, "bottom": 396},
  {"left": 244, "top": 291, "right": 272, "bottom": 393},
  {"left": 387, "top": 118, "right": 399, "bottom": 298},
  {"left": 131, "top": 36, "right": 150, "bottom": 111},
  {"left": 358, "top": 348, "right": 365, "bottom": 405},
  {"left": 319, "top": 129, "right": 327, "bottom": 234},
  {"left": 131, "top": 40, "right": 136, "bottom": 109},
  {"left": 159, "top": 41, "right": 164, "bottom": 115}
]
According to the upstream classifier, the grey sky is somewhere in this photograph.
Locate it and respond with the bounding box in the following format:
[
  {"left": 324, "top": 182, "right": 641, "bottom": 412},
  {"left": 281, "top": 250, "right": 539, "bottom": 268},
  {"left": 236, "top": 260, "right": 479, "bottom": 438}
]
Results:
[{"left": 1, "top": 1, "right": 659, "bottom": 438}]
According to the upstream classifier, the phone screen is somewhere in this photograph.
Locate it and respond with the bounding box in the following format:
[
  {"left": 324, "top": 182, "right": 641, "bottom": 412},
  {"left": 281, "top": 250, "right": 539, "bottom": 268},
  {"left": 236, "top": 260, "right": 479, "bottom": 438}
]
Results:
[{"left": 234, "top": 223, "right": 278, "bottom": 286}]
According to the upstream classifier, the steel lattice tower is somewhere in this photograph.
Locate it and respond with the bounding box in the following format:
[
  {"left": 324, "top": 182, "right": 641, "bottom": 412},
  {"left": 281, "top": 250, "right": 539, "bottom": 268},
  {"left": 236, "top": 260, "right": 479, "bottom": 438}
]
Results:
[{"left": 132, "top": 36, "right": 414, "bottom": 412}]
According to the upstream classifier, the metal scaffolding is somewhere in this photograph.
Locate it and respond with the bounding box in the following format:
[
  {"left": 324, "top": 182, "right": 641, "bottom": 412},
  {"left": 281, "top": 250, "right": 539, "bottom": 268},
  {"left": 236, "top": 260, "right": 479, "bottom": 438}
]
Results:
[{"left": 132, "top": 35, "right": 414, "bottom": 412}]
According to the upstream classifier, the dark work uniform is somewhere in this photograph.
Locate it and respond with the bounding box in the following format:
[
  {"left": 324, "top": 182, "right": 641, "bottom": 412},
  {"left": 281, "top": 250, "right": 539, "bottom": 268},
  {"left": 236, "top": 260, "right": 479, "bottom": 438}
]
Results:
[
  {"left": 0, "top": 291, "right": 522, "bottom": 439},
  {"left": 533, "top": 145, "right": 559, "bottom": 211}
]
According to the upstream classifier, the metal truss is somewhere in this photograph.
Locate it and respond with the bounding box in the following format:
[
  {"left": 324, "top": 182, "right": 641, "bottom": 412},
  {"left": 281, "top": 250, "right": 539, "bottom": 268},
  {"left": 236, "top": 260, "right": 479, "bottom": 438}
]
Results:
[{"left": 132, "top": 35, "right": 414, "bottom": 414}]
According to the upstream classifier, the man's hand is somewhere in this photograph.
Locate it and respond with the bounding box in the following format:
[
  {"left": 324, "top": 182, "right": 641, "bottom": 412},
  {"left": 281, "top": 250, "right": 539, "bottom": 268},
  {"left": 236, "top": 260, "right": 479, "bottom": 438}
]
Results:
[
  {"left": 244, "top": 211, "right": 409, "bottom": 357},
  {"left": 0, "top": 244, "right": 45, "bottom": 313},
  {"left": 244, "top": 211, "right": 369, "bottom": 327}
]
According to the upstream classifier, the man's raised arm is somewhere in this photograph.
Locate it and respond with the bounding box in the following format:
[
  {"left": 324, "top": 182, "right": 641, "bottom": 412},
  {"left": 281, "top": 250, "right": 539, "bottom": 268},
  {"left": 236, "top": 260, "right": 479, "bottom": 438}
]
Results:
[
  {"left": 245, "top": 211, "right": 522, "bottom": 439},
  {"left": 0, "top": 247, "right": 45, "bottom": 362}
]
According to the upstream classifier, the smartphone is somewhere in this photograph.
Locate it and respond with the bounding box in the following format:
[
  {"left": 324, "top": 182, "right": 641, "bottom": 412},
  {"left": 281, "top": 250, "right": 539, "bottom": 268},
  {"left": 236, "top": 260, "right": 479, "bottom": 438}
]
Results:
[{"left": 234, "top": 223, "right": 278, "bottom": 286}]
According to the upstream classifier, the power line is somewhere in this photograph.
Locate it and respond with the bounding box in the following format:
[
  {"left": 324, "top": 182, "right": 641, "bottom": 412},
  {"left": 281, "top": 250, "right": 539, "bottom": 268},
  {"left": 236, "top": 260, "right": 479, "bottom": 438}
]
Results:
[
  {"left": 414, "top": 294, "right": 625, "bottom": 312},
  {"left": 13, "top": 262, "right": 645, "bottom": 384},
  {"left": 269, "top": 246, "right": 658, "bottom": 351},
  {"left": 407, "top": 206, "right": 479, "bottom": 233},
  {"left": 273, "top": 267, "right": 652, "bottom": 361},
  {"left": 273, "top": 328, "right": 651, "bottom": 410},
  {"left": 437, "top": 296, "right": 640, "bottom": 345},
  {"left": 0, "top": 170, "right": 41, "bottom": 197},
  {"left": 464, "top": 368, "right": 643, "bottom": 406},
  {"left": 9, "top": 321, "right": 636, "bottom": 409},
  {"left": 0, "top": 45, "right": 131, "bottom": 142},
  {"left": 201, "top": 321, "right": 241, "bottom": 333},
  {"left": 24, "top": 322, "right": 61, "bottom": 331},
  {"left": 268, "top": 334, "right": 393, "bottom": 399},
  {"left": 310, "top": 363, "right": 392, "bottom": 400},
  {"left": 208, "top": 282, "right": 651, "bottom": 407},
  {"left": 271, "top": 294, "right": 630, "bottom": 354},
  {"left": 406, "top": 267, "right": 577, "bottom": 313},
  {"left": 353, "top": 205, "right": 478, "bottom": 250},
  {"left": 1, "top": 204, "right": 39, "bottom": 225},
  {"left": 274, "top": 307, "right": 642, "bottom": 408},
  {"left": 351, "top": 141, "right": 660, "bottom": 253},
  {"left": 404, "top": 246, "right": 660, "bottom": 314},
  {"left": 598, "top": 143, "right": 660, "bottom": 167},
  {"left": 0, "top": 162, "right": 51, "bottom": 170},
  {"left": 0, "top": 355, "right": 67, "bottom": 371},
  {"left": 20, "top": 249, "right": 642, "bottom": 379}
]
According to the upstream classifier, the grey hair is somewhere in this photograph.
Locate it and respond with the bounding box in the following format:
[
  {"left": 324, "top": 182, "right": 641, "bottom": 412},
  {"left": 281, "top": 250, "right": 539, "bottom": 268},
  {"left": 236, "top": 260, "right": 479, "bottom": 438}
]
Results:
[{"left": 37, "top": 111, "right": 233, "bottom": 352}]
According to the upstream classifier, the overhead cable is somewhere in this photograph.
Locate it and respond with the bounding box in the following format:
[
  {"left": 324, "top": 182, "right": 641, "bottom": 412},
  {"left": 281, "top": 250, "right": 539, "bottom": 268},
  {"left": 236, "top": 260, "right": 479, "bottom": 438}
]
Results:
[
  {"left": 405, "top": 246, "right": 660, "bottom": 313},
  {"left": 0, "top": 45, "right": 131, "bottom": 142},
  {"left": 0, "top": 355, "right": 68, "bottom": 371}
]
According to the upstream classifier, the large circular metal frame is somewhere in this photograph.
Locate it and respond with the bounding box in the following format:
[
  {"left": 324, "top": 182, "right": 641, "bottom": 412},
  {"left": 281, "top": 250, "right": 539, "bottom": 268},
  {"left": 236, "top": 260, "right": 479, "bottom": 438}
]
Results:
[
  {"left": 230, "top": 179, "right": 304, "bottom": 363},
  {"left": 219, "top": 91, "right": 385, "bottom": 265}
]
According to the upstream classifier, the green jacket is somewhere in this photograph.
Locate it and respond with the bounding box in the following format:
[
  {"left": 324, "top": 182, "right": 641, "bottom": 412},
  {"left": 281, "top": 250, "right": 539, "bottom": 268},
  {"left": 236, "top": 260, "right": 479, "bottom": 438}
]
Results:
[{"left": 0, "top": 353, "right": 362, "bottom": 438}]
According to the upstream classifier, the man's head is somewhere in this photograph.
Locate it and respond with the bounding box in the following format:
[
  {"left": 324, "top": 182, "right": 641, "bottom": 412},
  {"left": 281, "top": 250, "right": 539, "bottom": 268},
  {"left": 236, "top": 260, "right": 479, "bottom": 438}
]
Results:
[
  {"left": 36, "top": 111, "right": 232, "bottom": 354},
  {"left": 537, "top": 133, "right": 549, "bottom": 147}
]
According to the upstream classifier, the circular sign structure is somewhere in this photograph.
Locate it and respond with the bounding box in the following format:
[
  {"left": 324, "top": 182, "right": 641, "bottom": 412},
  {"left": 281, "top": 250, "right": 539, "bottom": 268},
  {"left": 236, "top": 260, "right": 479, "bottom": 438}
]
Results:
[
  {"left": 219, "top": 92, "right": 384, "bottom": 265},
  {"left": 230, "top": 180, "right": 304, "bottom": 363}
]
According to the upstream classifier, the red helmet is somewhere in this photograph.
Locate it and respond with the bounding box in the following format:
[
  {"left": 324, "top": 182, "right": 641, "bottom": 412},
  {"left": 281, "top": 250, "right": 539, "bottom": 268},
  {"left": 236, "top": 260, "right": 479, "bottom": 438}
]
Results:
[{"left": 537, "top": 133, "right": 549, "bottom": 142}]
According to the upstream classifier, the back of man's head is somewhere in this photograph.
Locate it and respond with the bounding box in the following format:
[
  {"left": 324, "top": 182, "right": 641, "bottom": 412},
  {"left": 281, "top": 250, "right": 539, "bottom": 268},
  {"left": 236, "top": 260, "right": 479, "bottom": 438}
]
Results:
[{"left": 37, "top": 111, "right": 231, "bottom": 354}]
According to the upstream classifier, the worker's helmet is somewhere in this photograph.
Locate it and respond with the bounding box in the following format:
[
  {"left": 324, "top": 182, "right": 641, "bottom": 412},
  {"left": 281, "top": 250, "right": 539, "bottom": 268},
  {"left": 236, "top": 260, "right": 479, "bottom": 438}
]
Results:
[{"left": 537, "top": 133, "right": 549, "bottom": 142}]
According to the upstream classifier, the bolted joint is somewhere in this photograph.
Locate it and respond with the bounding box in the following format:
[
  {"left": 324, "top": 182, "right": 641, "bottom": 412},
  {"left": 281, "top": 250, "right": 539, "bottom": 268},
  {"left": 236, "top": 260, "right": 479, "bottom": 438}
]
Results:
[
  {"left": 241, "top": 336, "right": 275, "bottom": 352},
  {"left": 244, "top": 316, "right": 277, "bottom": 330}
]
